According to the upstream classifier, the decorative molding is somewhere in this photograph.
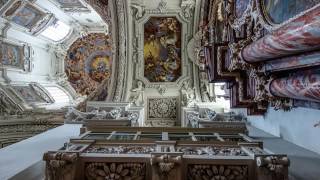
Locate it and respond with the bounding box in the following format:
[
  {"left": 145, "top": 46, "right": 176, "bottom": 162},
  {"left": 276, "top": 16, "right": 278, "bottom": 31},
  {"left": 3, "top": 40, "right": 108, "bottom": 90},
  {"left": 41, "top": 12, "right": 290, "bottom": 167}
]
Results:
[
  {"left": 177, "top": 146, "right": 247, "bottom": 156},
  {"left": 113, "top": 0, "right": 128, "bottom": 102},
  {"left": 188, "top": 164, "right": 249, "bottom": 180},
  {"left": 85, "top": 145, "right": 155, "bottom": 154},
  {"left": 256, "top": 155, "right": 290, "bottom": 180},
  {"left": 147, "top": 97, "right": 178, "bottom": 122},
  {"left": 151, "top": 154, "right": 182, "bottom": 179},
  {"left": 0, "top": 87, "right": 23, "bottom": 115},
  {"left": 43, "top": 152, "right": 79, "bottom": 180},
  {"left": 85, "top": 162, "right": 146, "bottom": 180},
  {"left": 30, "top": 82, "right": 55, "bottom": 104}
]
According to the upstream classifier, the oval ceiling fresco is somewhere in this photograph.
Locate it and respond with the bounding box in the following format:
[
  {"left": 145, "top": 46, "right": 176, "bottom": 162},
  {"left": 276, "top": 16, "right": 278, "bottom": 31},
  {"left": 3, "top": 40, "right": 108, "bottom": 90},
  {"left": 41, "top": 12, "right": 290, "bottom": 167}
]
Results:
[
  {"left": 65, "top": 33, "right": 112, "bottom": 96},
  {"left": 262, "top": 0, "right": 320, "bottom": 24}
]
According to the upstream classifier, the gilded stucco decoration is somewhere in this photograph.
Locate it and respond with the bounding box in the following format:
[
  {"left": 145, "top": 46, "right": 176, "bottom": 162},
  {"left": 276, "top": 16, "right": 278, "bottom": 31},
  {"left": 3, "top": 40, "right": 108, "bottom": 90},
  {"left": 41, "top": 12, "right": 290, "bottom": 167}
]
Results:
[{"left": 65, "top": 33, "right": 112, "bottom": 97}]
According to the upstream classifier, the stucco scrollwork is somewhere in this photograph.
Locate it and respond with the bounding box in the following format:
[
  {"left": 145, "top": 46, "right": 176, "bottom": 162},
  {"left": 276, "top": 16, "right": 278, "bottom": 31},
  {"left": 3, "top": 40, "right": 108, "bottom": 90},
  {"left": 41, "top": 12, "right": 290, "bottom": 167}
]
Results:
[{"left": 180, "top": 0, "right": 196, "bottom": 19}]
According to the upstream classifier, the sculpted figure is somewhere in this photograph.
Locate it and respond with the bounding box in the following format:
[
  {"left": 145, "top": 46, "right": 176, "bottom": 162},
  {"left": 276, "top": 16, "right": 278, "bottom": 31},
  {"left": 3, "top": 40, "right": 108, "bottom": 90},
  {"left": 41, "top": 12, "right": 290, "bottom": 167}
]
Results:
[
  {"left": 181, "top": 81, "right": 196, "bottom": 107},
  {"left": 129, "top": 81, "right": 144, "bottom": 106}
]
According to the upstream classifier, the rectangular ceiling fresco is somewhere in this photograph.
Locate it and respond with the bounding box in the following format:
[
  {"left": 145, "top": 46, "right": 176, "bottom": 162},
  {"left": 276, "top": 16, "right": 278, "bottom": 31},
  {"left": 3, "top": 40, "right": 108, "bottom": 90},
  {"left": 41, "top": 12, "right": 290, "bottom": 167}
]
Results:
[
  {"left": 144, "top": 17, "right": 182, "bottom": 83},
  {"left": 0, "top": 41, "right": 24, "bottom": 69},
  {"left": 11, "top": 3, "right": 45, "bottom": 29},
  {"left": 12, "top": 85, "right": 47, "bottom": 104}
]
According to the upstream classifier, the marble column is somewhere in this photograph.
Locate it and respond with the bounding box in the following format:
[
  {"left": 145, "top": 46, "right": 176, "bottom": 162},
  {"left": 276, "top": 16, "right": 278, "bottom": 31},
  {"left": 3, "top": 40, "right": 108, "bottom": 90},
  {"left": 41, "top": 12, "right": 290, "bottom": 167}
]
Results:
[
  {"left": 269, "top": 69, "right": 320, "bottom": 102},
  {"left": 264, "top": 51, "right": 320, "bottom": 72},
  {"left": 242, "top": 5, "right": 320, "bottom": 62}
]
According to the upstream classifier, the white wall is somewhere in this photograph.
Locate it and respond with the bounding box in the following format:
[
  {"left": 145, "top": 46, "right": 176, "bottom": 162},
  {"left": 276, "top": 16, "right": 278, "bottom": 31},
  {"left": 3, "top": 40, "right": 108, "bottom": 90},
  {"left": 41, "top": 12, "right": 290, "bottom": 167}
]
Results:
[
  {"left": 248, "top": 107, "right": 320, "bottom": 155},
  {"left": 0, "top": 124, "right": 81, "bottom": 180}
]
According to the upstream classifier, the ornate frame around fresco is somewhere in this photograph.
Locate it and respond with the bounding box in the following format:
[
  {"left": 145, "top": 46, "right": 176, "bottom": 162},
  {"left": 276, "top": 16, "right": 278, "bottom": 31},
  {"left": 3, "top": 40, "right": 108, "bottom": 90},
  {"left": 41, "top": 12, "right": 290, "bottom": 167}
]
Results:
[
  {"left": 0, "top": 38, "right": 32, "bottom": 72},
  {"left": 134, "top": 4, "right": 191, "bottom": 88}
]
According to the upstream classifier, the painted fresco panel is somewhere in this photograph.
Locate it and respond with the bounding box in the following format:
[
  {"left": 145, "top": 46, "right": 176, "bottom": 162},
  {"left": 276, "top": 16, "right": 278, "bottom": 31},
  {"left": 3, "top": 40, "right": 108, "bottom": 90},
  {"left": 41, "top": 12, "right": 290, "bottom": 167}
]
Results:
[
  {"left": 144, "top": 17, "right": 182, "bottom": 82},
  {"left": 12, "top": 86, "right": 46, "bottom": 103},
  {"left": 262, "top": 0, "right": 320, "bottom": 24},
  {"left": 0, "top": 42, "right": 24, "bottom": 69},
  {"left": 235, "top": 0, "right": 250, "bottom": 18},
  {"left": 11, "top": 4, "right": 45, "bottom": 29},
  {"left": 65, "top": 33, "right": 112, "bottom": 97}
]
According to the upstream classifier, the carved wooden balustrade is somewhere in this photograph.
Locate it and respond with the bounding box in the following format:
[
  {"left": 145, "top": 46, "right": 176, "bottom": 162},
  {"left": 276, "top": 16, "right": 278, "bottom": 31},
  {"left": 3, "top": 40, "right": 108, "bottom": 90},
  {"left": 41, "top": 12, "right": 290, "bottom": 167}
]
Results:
[{"left": 44, "top": 126, "right": 289, "bottom": 180}]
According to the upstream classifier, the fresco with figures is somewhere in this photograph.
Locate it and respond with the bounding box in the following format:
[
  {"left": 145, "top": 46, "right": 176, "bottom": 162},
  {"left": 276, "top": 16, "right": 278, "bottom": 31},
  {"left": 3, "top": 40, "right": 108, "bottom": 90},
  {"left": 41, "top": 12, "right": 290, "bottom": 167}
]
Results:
[
  {"left": 0, "top": 42, "right": 24, "bottom": 69},
  {"left": 262, "top": 0, "right": 320, "bottom": 24},
  {"left": 144, "top": 17, "right": 182, "bottom": 83},
  {"left": 65, "top": 33, "right": 112, "bottom": 97},
  {"left": 12, "top": 86, "right": 46, "bottom": 103},
  {"left": 8, "top": 3, "right": 45, "bottom": 29}
]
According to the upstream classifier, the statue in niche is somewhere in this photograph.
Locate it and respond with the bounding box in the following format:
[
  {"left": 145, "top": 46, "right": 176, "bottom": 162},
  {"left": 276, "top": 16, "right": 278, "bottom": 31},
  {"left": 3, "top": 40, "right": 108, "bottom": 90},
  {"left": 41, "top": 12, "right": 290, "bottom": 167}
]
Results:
[
  {"left": 181, "top": 81, "right": 196, "bottom": 107},
  {"left": 129, "top": 81, "right": 144, "bottom": 106}
]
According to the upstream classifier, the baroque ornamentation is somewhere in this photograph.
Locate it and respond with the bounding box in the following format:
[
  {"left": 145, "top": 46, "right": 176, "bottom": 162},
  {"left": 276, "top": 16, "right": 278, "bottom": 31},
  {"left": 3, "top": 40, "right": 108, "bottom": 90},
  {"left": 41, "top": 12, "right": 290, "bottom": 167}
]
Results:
[
  {"left": 151, "top": 154, "right": 182, "bottom": 179},
  {"left": 85, "top": 145, "right": 155, "bottom": 154},
  {"left": 181, "top": 81, "right": 196, "bottom": 107},
  {"left": 147, "top": 97, "right": 178, "bottom": 120},
  {"left": 188, "top": 164, "right": 248, "bottom": 180},
  {"left": 43, "top": 152, "right": 78, "bottom": 180},
  {"left": 256, "top": 156, "right": 290, "bottom": 180},
  {"left": 129, "top": 81, "right": 144, "bottom": 106},
  {"left": 271, "top": 98, "right": 294, "bottom": 112},
  {"left": 187, "top": 111, "right": 199, "bottom": 128},
  {"left": 65, "top": 107, "right": 124, "bottom": 122},
  {"left": 85, "top": 162, "right": 146, "bottom": 180},
  {"left": 180, "top": 0, "right": 196, "bottom": 19},
  {"left": 131, "top": 3, "right": 145, "bottom": 20},
  {"left": 177, "top": 146, "right": 247, "bottom": 156},
  {"left": 228, "top": 39, "right": 252, "bottom": 71}
]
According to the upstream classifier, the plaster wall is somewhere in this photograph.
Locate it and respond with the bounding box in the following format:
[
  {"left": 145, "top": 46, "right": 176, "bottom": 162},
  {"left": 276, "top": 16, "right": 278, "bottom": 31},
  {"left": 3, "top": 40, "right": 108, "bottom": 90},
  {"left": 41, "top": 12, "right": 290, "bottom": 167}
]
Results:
[
  {"left": 0, "top": 124, "right": 81, "bottom": 180},
  {"left": 247, "top": 107, "right": 320, "bottom": 155}
]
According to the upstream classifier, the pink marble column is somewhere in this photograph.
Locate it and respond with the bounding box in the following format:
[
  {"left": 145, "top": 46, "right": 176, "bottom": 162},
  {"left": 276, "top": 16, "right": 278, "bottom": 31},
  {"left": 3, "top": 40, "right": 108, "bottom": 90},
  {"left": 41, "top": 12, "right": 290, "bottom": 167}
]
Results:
[
  {"left": 264, "top": 51, "right": 320, "bottom": 72},
  {"left": 269, "top": 69, "right": 320, "bottom": 102},
  {"left": 242, "top": 5, "right": 320, "bottom": 62}
]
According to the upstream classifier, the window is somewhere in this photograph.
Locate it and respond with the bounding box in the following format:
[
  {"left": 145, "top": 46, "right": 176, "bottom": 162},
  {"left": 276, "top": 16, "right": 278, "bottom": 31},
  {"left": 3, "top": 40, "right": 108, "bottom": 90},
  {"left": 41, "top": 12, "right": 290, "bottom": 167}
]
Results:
[{"left": 40, "top": 20, "right": 71, "bottom": 42}]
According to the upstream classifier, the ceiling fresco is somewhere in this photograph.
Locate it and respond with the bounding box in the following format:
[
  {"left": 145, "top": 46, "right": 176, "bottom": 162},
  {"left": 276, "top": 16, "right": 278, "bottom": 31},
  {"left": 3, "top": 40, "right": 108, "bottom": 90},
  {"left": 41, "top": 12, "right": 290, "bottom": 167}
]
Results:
[
  {"left": 65, "top": 33, "right": 112, "bottom": 96},
  {"left": 3, "top": 1, "right": 46, "bottom": 30},
  {"left": 144, "top": 17, "right": 182, "bottom": 83}
]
